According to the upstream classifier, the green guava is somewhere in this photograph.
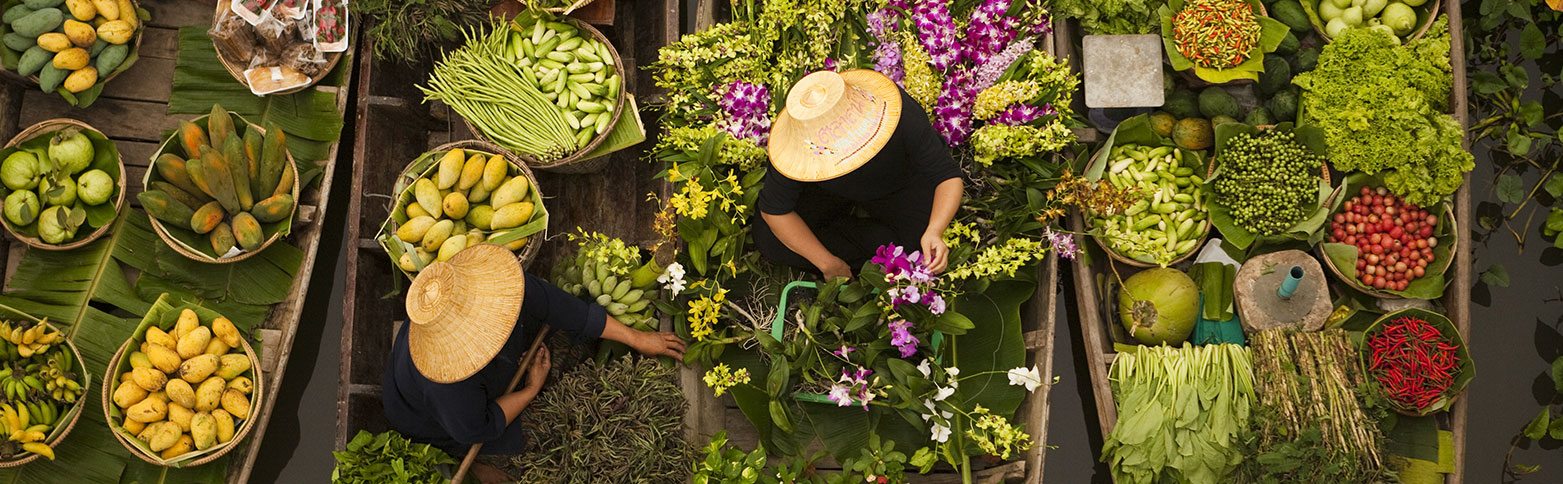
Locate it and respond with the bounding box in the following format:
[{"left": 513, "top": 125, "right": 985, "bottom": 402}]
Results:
[
  {"left": 36, "top": 205, "right": 75, "bottom": 244},
  {"left": 48, "top": 128, "right": 94, "bottom": 175},
  {"left": 1, "top": 152, "right": 40, "bottom": 191},
  {"left": 76, "top": 169, "right": 113, "bottom": 206},
  {"left": 4, "top": 190, "right": 39, "bottom": 226},
  {"left": 40, "top": 176, "right": 76, "bottom": 208}
]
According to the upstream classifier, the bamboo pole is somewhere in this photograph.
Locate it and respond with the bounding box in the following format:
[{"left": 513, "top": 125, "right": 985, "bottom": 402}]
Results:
[{"left": 450, "top": 327, "right": 553, "bottom": 484}]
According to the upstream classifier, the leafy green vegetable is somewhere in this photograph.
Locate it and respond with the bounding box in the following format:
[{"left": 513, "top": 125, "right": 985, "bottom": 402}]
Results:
[
  {"left": 353, "top": 0, "right": 496, "bottom": 63},
  {"left": 1051, "top": 0, "right": 1167, "bottom": 35},
  {"left": 332, "top": 430, "right": 454, "bottom": 484},
  {"left": 1102, "top": 343, "right": 1254, "bottom": 484},
  {"left": 1291, "top": 16, "right": 1472, "bottom": 207}
]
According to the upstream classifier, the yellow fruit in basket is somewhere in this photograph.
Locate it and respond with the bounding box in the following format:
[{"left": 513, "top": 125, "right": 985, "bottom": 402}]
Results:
[
  {"left": 146, "top": 343, "right": 181, "bottom": 374},
  {"left": 190, "top": 412, "right": 216, "bottom": 450},
  {"left": 146, "top": 326, "right": 177, "bottom": 350},
  {"left": 195, "top": 377, "right": 224, "bottom": 412},
  {"left": 216, "top": 354, "right": 251, "bottom": 381},
  {"left": 442, "top": 192, "right": 469, "bottom": 220},
  {"left": 465, "top": 231, "right": 485, "bottom": 248},
  {"left": 465, "top": 205, "right": 495, "bottom": 230},
  {"left": 467, "top": 183, "right": 491, "bottom": 204},
  {"left": 397, "top": 250, "right": 430, "bottom": 273},
  {"left": 175, "top": 326, "right": 211, "bottom": 359},
  {"left": 174, "top": 310, "right": 199, "bottom": 340},
  {"left": 37, "top": 33, "right": 71, "bottom": 53},
  {"left": 51, "top": 48, "right": 88, "bottom": 70},
  {"left": 63, "top": 19, "right": 94, "bottom": 47},
  {"left": 420, "top": 219, "right": 454, "bottom": 253},
  {"left": 490, "top": 202, "right": 535, "bottom": 230},
  {"left": 128, "top": 351, "right": 152, "bottom": 370},
  {"left": 212, "top": 409, "right": 235, "bottom": 444},
  {"left": 91, "top": 0, "right": 119, "bottom": 20},
  {"left": 436, "top": 151, "right": 464, "bottom": 189},
  {"left": 221, "top": 389, "right": 250, "bottom": 420},
  {"left": 395, "top": 215, "right": 437, "bottom": 243},
  {"left": 413, "top": 179, "right": 441, "bottom": 221},
  {"left": 96, "top": 20, "right": 133, "bottom": 45},
  {"left": 457, "top": 154, "right": 485, "bottom": 190},
  {"left": 121, "top": 418, "right": 145, "bottom": 435},
  {"left": 404, "top": 202, "right": 429, "bottom": 219},
  {"left": 481, "top": 155, "right": 508, "bottom": 192},
  {"left": 126, "top": 394, "right": 167, "bottom": 423},
  {"left": 204, "top": 339, "right": 229, "bottom": 356},
  {"left": 166, "top": 402, "right": 193, "bottom": 431},
  {"left": 116, "top": 0, "right": 137, "bottom": 30},
  {"left": 131, "top": 367, "right": 167, "bottom": 392},
  {"left": 65, "top": 0, "right": 96, "bottom": 21},
  {"left": 487, "top": 232, "right": 528, "bottom": 251},
  {"left": 226, "top": 376, "right": 253, "bottom": 395},
  {"left": 112, "top": 380, "right": 148, "bottom": 409},
  {"left": 121, "top": 371, "right": 134, "bottom": 385},
  {"left": 160, "top": 434, "right": 193, "bottom": 459},
  {"left": 489, "top": 176, "right": 530, "bottom": 209},
  {"left": 62, "top": 66, "right": 96, "bottom": 93},
  {"left": 436, "top": 233, "right": 468, "bottom": 262},
  {"left": 179, "top": 354, "right": 218, "bottom": 383},
  {"left": 144, "top": 422, "right": 181, "bottom": 452},
  {"left": 164, "top": 379, "right": 197, "bottom": 410},
  {"left": 211, "top": 317, "right": 240, "bottom": 348}
]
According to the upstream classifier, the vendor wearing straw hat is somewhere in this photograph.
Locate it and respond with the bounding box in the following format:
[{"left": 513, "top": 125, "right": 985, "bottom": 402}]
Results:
[
  {"left": 381, "top": 244, "right": 686, "bottom": 482},
  {"left": 757, "top": 69, "right": 964, "bottom": 280}
]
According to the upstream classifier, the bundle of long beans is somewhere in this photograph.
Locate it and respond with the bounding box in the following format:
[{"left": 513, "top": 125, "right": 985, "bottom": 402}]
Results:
[{"left": 420, "top": 24, "right": 578, "bottom": 162}]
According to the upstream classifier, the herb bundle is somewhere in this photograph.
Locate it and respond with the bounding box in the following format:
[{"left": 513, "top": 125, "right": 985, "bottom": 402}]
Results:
[
  {"left": 1101, "top": 343, "right": 1254, "bottom": 484},
  {"left": 353, "top": 0, "right": 496, "bottom": 63},
  {"left": 331, "top": 430, "right": 454, "bottom": 484},
  {"left": 1051, "top": 0, "right": 1168, "bottom": 35},
  {"left": 1171, "top": 0, "right": 1262, "bottom": 69}
]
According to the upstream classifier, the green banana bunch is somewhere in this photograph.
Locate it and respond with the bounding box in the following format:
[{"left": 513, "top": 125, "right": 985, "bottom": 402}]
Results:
[{"left": 553, "top": 256, "right": 659, "bottom": 331}]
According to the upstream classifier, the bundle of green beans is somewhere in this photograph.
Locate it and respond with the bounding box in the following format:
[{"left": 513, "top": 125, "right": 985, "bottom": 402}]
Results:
[
  {"left": 502, "top": 14, "right": 622, "bottom": 150},
  {"left": 419, "top": 23, "right": 578, "bottom": 162},
  {"left": 1092, "top": 143, "right": 1211, "bottom": 263}
]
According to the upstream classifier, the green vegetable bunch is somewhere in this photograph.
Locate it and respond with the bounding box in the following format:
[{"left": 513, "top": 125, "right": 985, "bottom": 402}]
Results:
[
  {"left": 353, "top": 0, "right": 495, "bottom": 63},
  {"left": 331, "top": 430, "right": 454, "bottom": 484},
  {"left": 1101, "top": 343, "right": 1255, "bottom": 484},
  {"left": 1292, "top": 17, "right": 1470, "bottom": 207},
  {"left": 1051, "top": 0, "right": 1167, "bottom": 35},
  {"left": 1212, "top": 130, "right": 1323, "bottom": 235}
]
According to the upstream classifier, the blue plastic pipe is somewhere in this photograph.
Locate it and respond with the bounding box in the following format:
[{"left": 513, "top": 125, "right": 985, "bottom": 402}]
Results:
[{"left": 1278, "top": 266, "right": 1304, "bottom": 299}]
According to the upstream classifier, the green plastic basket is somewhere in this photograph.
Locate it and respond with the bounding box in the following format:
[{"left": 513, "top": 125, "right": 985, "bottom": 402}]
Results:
[{"left": 770, "top": 281, "right": 944, "bottom": 405}]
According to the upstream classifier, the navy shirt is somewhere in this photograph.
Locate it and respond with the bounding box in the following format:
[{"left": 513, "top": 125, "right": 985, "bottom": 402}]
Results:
[{"left": 382, "top": 273, "right": 606, "bottom": 455}]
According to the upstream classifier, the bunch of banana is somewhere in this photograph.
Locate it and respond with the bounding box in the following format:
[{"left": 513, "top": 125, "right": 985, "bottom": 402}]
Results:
[
  {"left": 111, "top": 308, "right": 254, "bottom": 461},
  {"left": 0, "top": 320, "right": 63, "bottom": 359},
  {"left": 555, "top": 257, "right": 659, "bottom": 331},
  {"left": 0, "top": 399, "right": 59, "bottom": 460}
]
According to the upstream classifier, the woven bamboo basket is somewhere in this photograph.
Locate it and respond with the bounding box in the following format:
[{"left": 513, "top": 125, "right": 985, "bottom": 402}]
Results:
[
  {"left": 1360, "top": 308, "right": 1472, "bottom": 416},
  {"left": 460, "top": 14, "right": 627, "bottom": 174},
  {"left": 4, "top": 0, "right": 146, "bottom": 90},
  {"left": 211, "top": 0, "right": 345, "bottom": 96},
  {"left": 102, "top": 301, "right": 264, "bottom": 467},
  {"left": 1318, "top": 202, "right": 1457, "bottom": 300},
  {"left": 1083, "top": 147, "right": 1211, "bottom": 268},
  {"left": 0, "top": 318, "right": 88, "bottom": 468},
  {"left": 145, "top": 113, "right": 301, "bottom": 264},
  {"left": 377, "top": 139, "right": 546, "bottom": 280},
  {"left": 0, "top": 118, "right": 128, "bottom": 251},
  {"left": 1308, "top": 0, "right": 1441, "bottom": 44}
]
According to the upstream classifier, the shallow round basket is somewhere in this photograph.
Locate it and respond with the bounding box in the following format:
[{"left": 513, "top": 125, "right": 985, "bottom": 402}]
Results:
[
  {"left": 0, "top": 119, "right": 128, "bottom": 251},
  {"left": 379, "top": 139, "right": 545, "bottom": 278},
  {"left": 0, "top": 320, "right": 89, "bottom": 468},
  {"left": 1317, "top": 202, "right": 1456, "bottom": 300},
  {"left": 145, "top": 115, "right": 301, "bottom": 264},
  {"left": 1308, "top": 0, "right": 1441, "bottom": 44},
  {"left": 1360, "top": 308, "right": 1471, "bottom": 416},
  {"left": 7, "top": 0, "right": 146, "bottom": 89},
  {"left": 1084, "top": 148, "right": 1211, "bottom": 268},
  {"left": 211, "top": 0, "right": 345, "bottom": 96},
  {"left": 101, "top": 318, "right": 264, "bottom": 467},
  {"left": 462, "top": 15, "right": 626, "bottom": 174}
]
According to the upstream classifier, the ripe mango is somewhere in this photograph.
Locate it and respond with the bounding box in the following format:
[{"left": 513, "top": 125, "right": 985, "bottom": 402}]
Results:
[
  {"left": 146, "top": 342, "right": 180, "bottom": 373},
  {"left": 89, "top": 0, "right": 116, "bottom": 20},
  {"left": 122, "top": 418, "right": 145, "bottom": 435},
  {"left": 250, "top": 193, "right": 295, "bottom": 223},
  {"left": 221, "top": 389, "right": 250, "bottom": 419},
  {"left": 96, "top": 19, "right": 133, "bottom": 44},
  {"left": 115, "top": 0, "right": 135, "bottom": 29},
  {"left": 130, "top": 367, "right": 166, "bottom": 392},
  {"left": 176, "top": 326, "right": 211, "bottom": 359},
  {"left": 442, "top": 192, "right": 469, "bottom": 219},
  {"left": 177, "top": 121, "right": 208, "bottom": 158},
  {"left": 211, "top": 317, "right": 241, "bottom": 347},
  {"left": 395, "top": 215, "right": 436, "bottom": 243},
  {"left": 62, "top": 19, "right": 93, "bottom": 46},
  {"left": 145, "top": 326, "right": 177, "bottom": 349},
  {"left": 63, "top": 0, "right": 93, "bottom": 20},
  {"left": 179, "top": 354, "right": 218, "bottom": 383},
  {"left": 112, "top": 380, "right": 148, "bottom": 409},
  {"left": 488, "top": 231, "right": 529, "bottom": 251},
  {"left": 191, "top": 412, "right": 217, "bottom": 450},
  {"left": 208, "top": 221, "right": 236, "bottom": 254},
  {"left": 207, "top": 106, "right": 234, "bottom": 150},
  {"left": 189, "top": 201, "right": 223, "bottom": 234},
  {"left": 481, "top": 154, "right": 509, "bottom": 191},
  {"left": 227, "top": 376, "right": 253, "bottom": 395},
  {"left": 160, "top": 434, "right": 193, "bottom": 460},
  {"left": 231, "top": 212, "right": 263, "bottom": 251},
  {"left": 404, "top": 201, "right": 429, "bottom": 219},
  {"left": 138, "top": 191, "right": 195, "bottom": 228},
  {"left": 216, "top": 353, "right": 251, "bottom": 380},
  {"left": 36, "top": 32, "right": 70, "bottom": 52},
  {"left": 490, "top": 202, "right": 535, "bottom": 230},
  {"left": 436, "top": 233, "right": 468, "bottom": 262},
  {"left": 420, "top": 219, "right": 454, "bottom": 253},
  {"left": 212, "top": 409, "right": 235, "bottom": 443},
  {"left": 467, "top": 183, "right": 491, "bottom": 203},
  {"left": 412, "top": 178, "right": 441, "bottom": 221},
  {"left": 164, "top": 379, "right": 196, "bottom": 410},
  {"left": 435, "top": 150, "right": 464, "bottom": 189},
  {"left": 489, "top": 176, "right": 530, "bottom": 208},
  {"left": 144, "top": 423, "right": 180, "bottom": 452},
  {"left": 204, "top": 338, "right": 229, "bottom": 356},
  {"left": 166, "top": 401, "right": 193, "bottom": 431},
  {"left": 465, "top": 205, "right": 495, "bottom": 230},
  {"left": 195, "top": 377, "right": 224, "bottom": 412},
  {"left": 128, "top": 351, "right": 151, "bottom": 370},
  {"left": 174, "top": 309, "right": 198, "bottom": 340},
  {"left": 62, "top": 65, "right": 95, "bottom": 93},
  {"left": 457, "top": 154, "right": 485, "bottom": 190}
]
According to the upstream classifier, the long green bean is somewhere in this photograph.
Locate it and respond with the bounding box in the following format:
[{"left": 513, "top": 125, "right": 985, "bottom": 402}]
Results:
[{"left": 419, "top": 24, "right": 577, "bottom": 161}]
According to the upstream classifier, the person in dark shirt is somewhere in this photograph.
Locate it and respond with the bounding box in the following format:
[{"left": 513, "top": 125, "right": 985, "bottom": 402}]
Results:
[
  {"left": 381, "top": 245, "right": 685, "bottom": 483},
  {"left": 757, "top": 69, "right": 963, "bottom": 279}
]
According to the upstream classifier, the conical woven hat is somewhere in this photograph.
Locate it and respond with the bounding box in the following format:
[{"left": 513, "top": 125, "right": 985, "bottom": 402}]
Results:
[
  {"left": 768, "top": 69, "right": 902, "bottom": 182},
  {"left": 405, "top": 244, "right": 526, "bottom": 383}
]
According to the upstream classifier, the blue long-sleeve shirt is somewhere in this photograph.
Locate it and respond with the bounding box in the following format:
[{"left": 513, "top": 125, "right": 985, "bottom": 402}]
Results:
[{"left": 382, "top": 272, "right": 606, "bottom": 455}]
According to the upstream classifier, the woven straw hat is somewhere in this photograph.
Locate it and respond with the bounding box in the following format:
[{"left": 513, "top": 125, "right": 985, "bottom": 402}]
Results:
[
  {"left": 768, "top": 69, "right": 902, "bottom": 182},
  {"left": 405, "top": 244, "right": 526, "bottom": 383}
]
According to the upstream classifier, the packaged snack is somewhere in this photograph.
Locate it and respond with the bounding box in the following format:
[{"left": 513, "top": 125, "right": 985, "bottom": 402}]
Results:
[
  {"left": 312, "top": 0, "right": 348, "bottom": 53},
  {"left": 210, "top": 11, "right": 260, "bottom": 63},
  {"left": 231, "top": 0, "right": 277, "bottom": 25},
  {"left": 243, "top": 66, "right": 311, "bottom": 95},
  {"left": 273, "top": 0, "right": 308, "bottom": 20},
  {"left": 280, "top": 42, "right": 327, "bottom": 78}
]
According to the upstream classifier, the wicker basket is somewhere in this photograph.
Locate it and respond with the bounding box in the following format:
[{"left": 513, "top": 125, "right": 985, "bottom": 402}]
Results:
[
  {"left": 4, "top": 0, "right": 146, "bottom": 90},
  {"left": 1308, "top": 0, "right": 1441, "bottom": 44},
  {"left": 378, "top": 140, "right": 546, "bottom": 280},
  {"left": 102, "top": 299, "right": 264, "bottom": 467},
  {"left": 145, "top": 113, "right": 301, "bottom": 264},
  {"left": 1083, "top": 148, "right": 1211, "bottom": 268},
  {"left": 1318, "top": 202, "right": 1456, "bottom": 300},
  {"left": 211, "top": 0, "right": 345, "bottom": 96},
  {"left": 0, "top": 119, "right": 129, "bottom": 251},
  {"left": 0, "top": 319, "right": 89, "bottom": 468},
  {"left": 461, "top": 15, "right": 627, "bottom": 174}
]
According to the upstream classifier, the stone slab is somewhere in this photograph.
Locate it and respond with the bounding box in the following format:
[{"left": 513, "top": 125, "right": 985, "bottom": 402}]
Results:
[
  {"left": 1234, "top": 249, "right": 1332, "bottom": 332},
  {"left": 1083, "top": 34, "right": 1166, "bottom": 109}
]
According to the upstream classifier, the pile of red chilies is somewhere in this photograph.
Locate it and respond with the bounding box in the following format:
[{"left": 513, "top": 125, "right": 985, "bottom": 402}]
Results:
[{"left": 1366, "top": 316, "right": 1460, "bottom": 411}]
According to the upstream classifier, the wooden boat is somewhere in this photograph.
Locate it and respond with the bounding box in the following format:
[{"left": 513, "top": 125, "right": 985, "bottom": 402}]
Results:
[
  {"left": 336, "top": 0, "right": 682, "bottom": 448},
  {"left": 0, "top": 1, "right": 351, "bottom": 482},
  {"left": 1055, "top": 0, "right": 1473, "bottom": 481}
]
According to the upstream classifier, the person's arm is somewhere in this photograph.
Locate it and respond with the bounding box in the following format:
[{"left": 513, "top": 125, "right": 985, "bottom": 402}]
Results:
[
  {"left": 761, "top": 211, "right": 851, "bottom": 280},
  {"left": 920, "top": 178, "right": 963, "bottom": 273},
  {"left": 600, "top": 315, "right": 687, "bottom": 360},
  {"left": 496, "top": 346, "right": 551, "bottom": 423}
]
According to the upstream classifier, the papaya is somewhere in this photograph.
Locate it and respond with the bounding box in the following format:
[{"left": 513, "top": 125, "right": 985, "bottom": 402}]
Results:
[
  {"left": 207, "top": 106, "right": 234, "bottom": 149},
  {"left": 10, "top": 8, "right": 63, "bottom": 38},
  {"left": 94, "top": 43, "right": 127, "bottom": 74},
  {"left": 198, "top": 148, "right": 241, "bottom": 214},
  {"left": 37, "top": 64, "right": 65, "bottom": 92},
  {"left": 189, "top": 201, "right": 223, "bottom": 234},
  {"left": 17, "top": 46, "right": 51, "bottom": 77},
  {"left": 230, "top": 212, "right": 263, "bottom": 251},
  {"left": 2, "top": 33, "right": 34, "bottom": 52},
  {"left": 222, "top": 136, "right": 253, "bottom": 211},
  {"left": 150, "top": 181, "right": 208, "bottom": 208},
  {"left": 256, "top": 122, "right": 286, "bottom": 197},
  {"left": 178, "top": 120, "right": 209, "bottom": 158},
  {"left": 184, "top": 156, "right": 216, "bottom": 199},
  {"left": 156, "top": 153, "right": 204, "bottom": 198},
  {"left": 138, "top": 191, "right": 195, "bottom": 227},
  {"left": 243, "top": 129, "right": 262, "bottom": 177},
  {"left": 208, "top": 222, "right": 235, "bottom": 254},
  {"left": 272, "top": 161, "right": 294, "bottom": 197},
  {"left": 250, "top": 193, "right": 294, "bottom": 223}
]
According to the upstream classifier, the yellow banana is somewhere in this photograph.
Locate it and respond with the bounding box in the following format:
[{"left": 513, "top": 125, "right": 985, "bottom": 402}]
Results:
[
  {"left": 9, "top": 327, "right": 22, "bottom": 344},
  {"left": 2, "top": 404, "right": 20, "bottom": 433},
  {"left": 22, "top": 442, "right": 53, "bottom": 460},
  {"left": 22, "top": 325, "right": 37, "bottom": 345},
  {"left": 18, "top": 401, "right": 31, "bottom": 429},
  {"left": 17, "top": 344, "right": 32, "bottom": 358},
  {"left": 21, "top": 430, "right": 45, "bottom": 443}
]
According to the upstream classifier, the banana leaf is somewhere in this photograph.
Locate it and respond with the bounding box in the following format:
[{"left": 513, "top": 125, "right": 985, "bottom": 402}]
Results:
[{"left": 168, "top": 27, "right": 347, "bottom": 187}]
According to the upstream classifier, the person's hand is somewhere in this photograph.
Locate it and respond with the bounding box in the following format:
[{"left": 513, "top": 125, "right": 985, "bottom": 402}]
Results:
[
  {"left": 523, "top": 346, "right": 550, "bottom": 390},
  {"left": 631, "top": 331, "right": 688, "bottom": 361},
  {"left": 921, "top": 230, "right": 949, "bottom": 274},
  {"left": 818, "top": 256, "right": 852, "bottom": 281}
]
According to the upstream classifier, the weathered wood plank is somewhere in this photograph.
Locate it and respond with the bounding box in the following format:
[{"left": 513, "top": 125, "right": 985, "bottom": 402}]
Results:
[
  {"left": 137, "top": 26, "right": 181, "bottom": 60},
  {"left": 143, "top": 0, "right": 217, "bottom": 29},
  {"left": 19, "top": 90, "right": 192, "bottom": 143},
  {"left": 114, "top": 140, "right": 160, "bottom": 168},
  {"left": 99, "top": 57, "right": 178, "bottom": 104}
]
